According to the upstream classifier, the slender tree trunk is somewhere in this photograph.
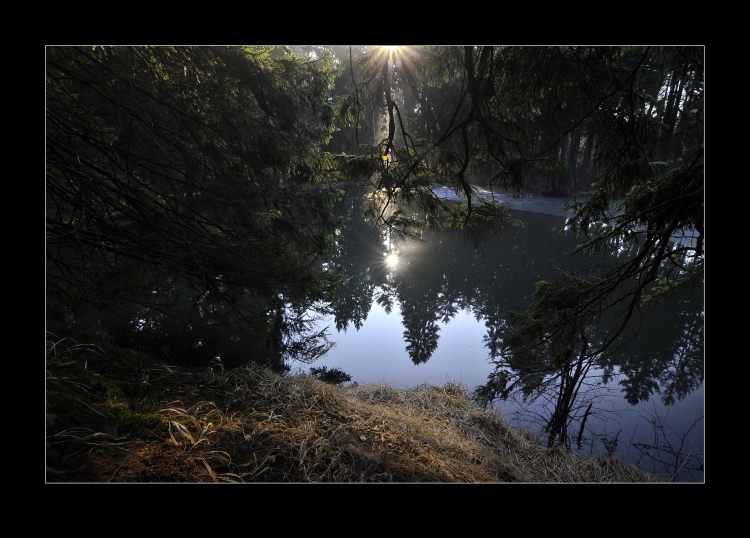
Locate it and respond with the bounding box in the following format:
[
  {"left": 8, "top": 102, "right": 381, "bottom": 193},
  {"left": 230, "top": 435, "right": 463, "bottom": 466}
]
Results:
[
  {"left": 568, "top": 126, "right": 582, "bottom": 194},
  {"left": 580, "top": 130, "right": 595, "bottom": 189},
  {"left": 658, "top": 75, "right": 684, "bottom": 165}
]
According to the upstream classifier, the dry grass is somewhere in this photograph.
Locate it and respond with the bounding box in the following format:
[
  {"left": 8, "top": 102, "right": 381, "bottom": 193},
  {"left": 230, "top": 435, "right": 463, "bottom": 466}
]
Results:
[{"left": 45, "top": 330, "right": 662, "bottom": 483}]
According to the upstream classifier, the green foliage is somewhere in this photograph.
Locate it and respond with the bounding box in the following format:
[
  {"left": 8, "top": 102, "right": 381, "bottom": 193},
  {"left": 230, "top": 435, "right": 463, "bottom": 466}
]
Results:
[
  {"left": 445, "top": 199, "right": 521, "bottom": 242},
  {"left": 46, "top": 46, "right": 346, "bottom": 366},
  {"left": 640, "top": 255, "right": 703, "bottom": 306},
  {"left": 340, "top": 153, "right": 382, "bottom": 179},
  {"left": 309, "top": 366, "right": 352, "bottom": 385}
]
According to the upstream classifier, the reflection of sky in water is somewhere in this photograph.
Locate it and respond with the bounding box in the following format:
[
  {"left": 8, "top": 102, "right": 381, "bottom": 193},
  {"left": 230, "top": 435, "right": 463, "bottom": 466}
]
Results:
[{"left": 298, "top": 300, "right": 493, "bottom": 390}]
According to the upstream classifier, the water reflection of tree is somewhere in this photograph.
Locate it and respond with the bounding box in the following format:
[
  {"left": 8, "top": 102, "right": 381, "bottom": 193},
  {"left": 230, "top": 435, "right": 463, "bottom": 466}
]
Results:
[
  {"left": 398, "top": 289, "right": 442, "bottom": 365},
  {"left": 328, "top": 189, "right": 385, "bottom": 332},
  {"left": 472, "top": 264, "right": 704, "bottom": 472},
  {"left": 632, "top": 404, "right": 704, "bottom": 482},
  {"left": 617, "top": 301, "right": 704, "bottom": 407},
  {"left": 331, "top": 199, "right": 704, "bottom": 400},
  {"left": 62, "top": 275, "right": 333, "bottom": 371},
  {"left": 474, "top": 274, "right": 608, "bottom": 449}
]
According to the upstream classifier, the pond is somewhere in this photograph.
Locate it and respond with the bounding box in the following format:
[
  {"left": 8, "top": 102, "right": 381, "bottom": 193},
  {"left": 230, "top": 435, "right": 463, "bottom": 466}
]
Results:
[{"left": 301, "top": 186, "right": 705, "bottom": 483}]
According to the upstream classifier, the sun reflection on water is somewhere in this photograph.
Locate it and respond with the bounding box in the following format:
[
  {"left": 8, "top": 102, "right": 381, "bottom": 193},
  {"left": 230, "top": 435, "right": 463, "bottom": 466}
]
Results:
[{"left": 385, "top": 252, "right": 399, "bottom": 269}]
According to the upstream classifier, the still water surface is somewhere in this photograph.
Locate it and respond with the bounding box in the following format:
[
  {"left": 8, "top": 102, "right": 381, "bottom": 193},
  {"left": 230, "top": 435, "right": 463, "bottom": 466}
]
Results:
[{"left": 302, "top": 187, "right": 705, "bottom": 482}]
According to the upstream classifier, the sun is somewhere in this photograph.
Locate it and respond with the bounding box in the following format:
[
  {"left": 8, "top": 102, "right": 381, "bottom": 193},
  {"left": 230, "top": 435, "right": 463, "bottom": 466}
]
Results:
[
  {"left": 385, "top": 252, "right": 400, "bottom": 269},
  {"left": 369, "top": 46, "right": 413, "bottom": 76}
]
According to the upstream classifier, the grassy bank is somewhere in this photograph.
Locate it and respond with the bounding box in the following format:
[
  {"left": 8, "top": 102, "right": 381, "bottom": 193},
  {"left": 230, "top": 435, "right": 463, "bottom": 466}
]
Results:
[{"left": 45, "top": 329, "right": 661, "bottom": 483}]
